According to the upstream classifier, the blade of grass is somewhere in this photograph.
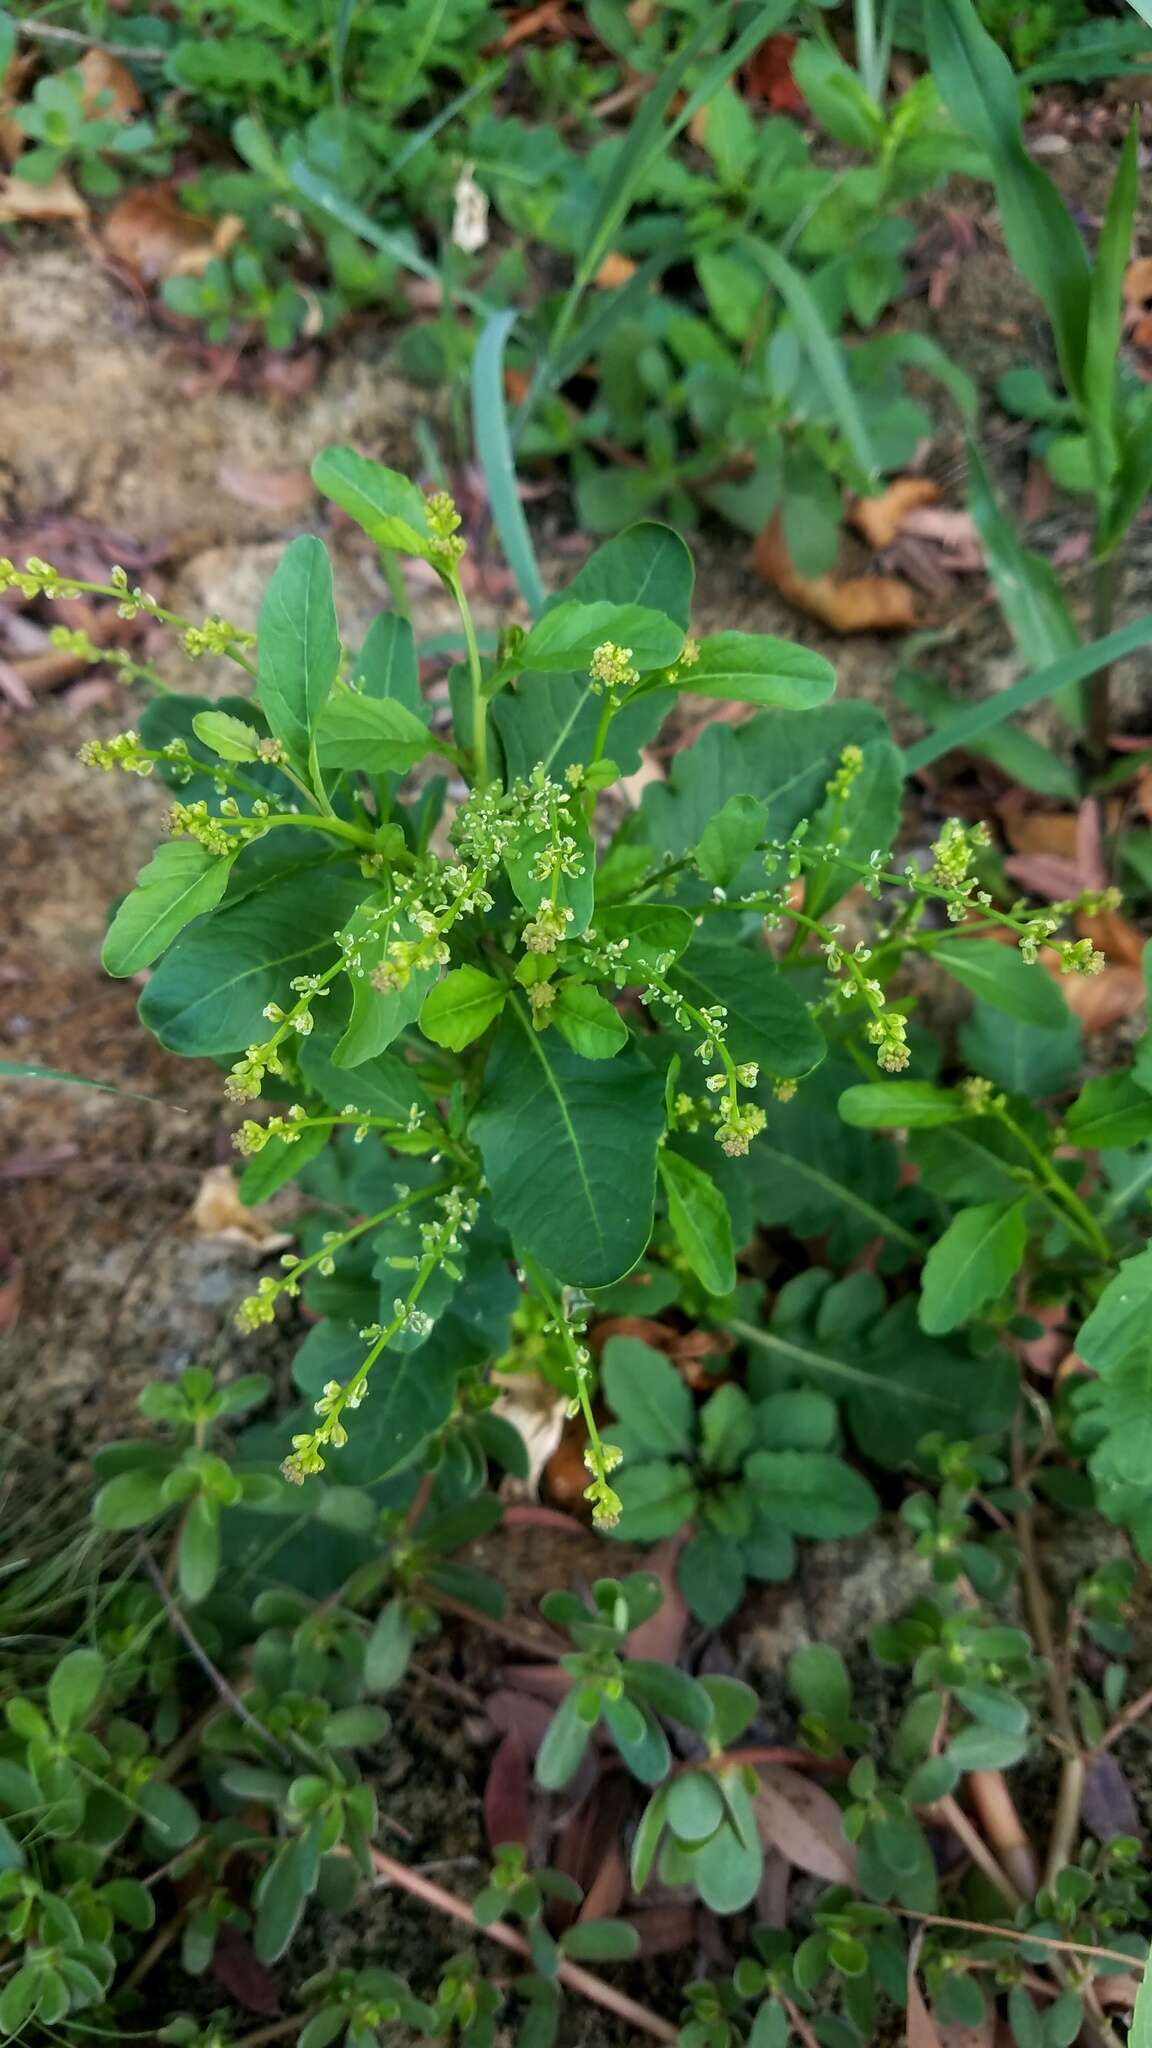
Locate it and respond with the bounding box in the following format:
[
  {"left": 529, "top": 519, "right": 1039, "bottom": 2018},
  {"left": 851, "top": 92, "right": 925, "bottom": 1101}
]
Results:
[
  {"left": 966, "top": 439, "right": 1080, "bottom": 669},
  {"left": 287, "top": 161, "right": 497, "bottom": 318},
  {"left": 735, "top": 239, "right": 877, "bottom": 481},
  {"left": 902, "top": 611, "right": 1152, "bottom": 772},
  {"left": 391, "top": 68, "right": 501, "bottom": 178},
  {"left": 0, "top": 1060, "right": 187, "bottom": 1110},
  {"left": 1085, "top": 115, "right": 1139, "bottom": 498},
  {"left": 513, "top": 0, "right": 792, "bottom": 440},
  {"left": 925, "top": 0, "right": 1091, "bottom": 401},
  {"left": 472, "top": 309, "right": 546, "bottom": 617}
]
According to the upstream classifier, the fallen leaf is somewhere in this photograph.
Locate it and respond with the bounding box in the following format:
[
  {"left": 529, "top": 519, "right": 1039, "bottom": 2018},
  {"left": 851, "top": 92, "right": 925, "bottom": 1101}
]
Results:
[
  {"left": 629, "top": 1903, "right": 698, "bottom": 1954},
  {"left": 626, "top": 1535, "right": 688, "bottom": 1664},
  {"left": 897, "top": 506, "right": 985, "bottom": 572},
  {"left": 484, "top": 1728, "right": 531, "bottom": 1850},
  {"left": 210, "top": 1923, "right": 280, "bottom": 2016},
  {"left": 850, "top": 477, "right": 941, "bottom": 551},
  {"left": 102, "top": 187, "right": 243, "bottom": 283},
  {"left": 0, "top": 1258, "right": 23, "bottom": 1333},
  {"left": 744, "top": 32, "right": 805, "bottom": 112},
  {"left": 754, "top": 516, "right": 917, "bottom": 633},
  {"left": 754, "top": 1764, "right": 857, "bottom": 1885},
  {"left": 1043, "top": 953, "right": 1144, "bottom": 1032},
  {"left": 595, "top": 250, "right": 638, "bottom": 289},
  {"left": 1004, "top": 852, "right": 1085, "bottom": 899},
  {"left": 1082, "top": 1753, "right": 1143, "bottom": 1844},
  {"left": 543, "top": 1423, "right": 592, "bottom": 1511},
  {"left": 1097, "top": 1974, "right": 1142, "bottom": 2011},
  {"left": 1124, "top": 255, "right": 1152, "bottom": 322},
  {"left": 77, "top": 49, "right": 142, "bottom": 120},
  {"left": 1078, "top": 907, "right": 1145, "bottom": 969},
  {"left": 907, "top": 1934, "right": 944, "bottom": 2048},
  {"left": 216, "top": 463, "right": 315, "bottom": 516},
  {"left": 494, "top": 0, "right": 569, "bottom": 48},
  {"left": 485, "top": 1687, "right": 557, "bottom": 1751},
  {"left": 492, "top": 1372, "right": 567, "bottom": 1496},
  {"left": 189, "top": 1165, "right": 293, "bottom": 1251},
  {"left": 937, "top": 2025, "right": 995, "bottom": 2048},
  {"left": 1001, "top": 807, "right": 1081, "bottom": 860},
  {"left": 0, "top": 169, "right": 87, "bottom": 224}
]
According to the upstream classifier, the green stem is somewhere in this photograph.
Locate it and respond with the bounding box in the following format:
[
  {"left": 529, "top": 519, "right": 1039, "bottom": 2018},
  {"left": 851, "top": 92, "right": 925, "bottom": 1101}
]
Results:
[
  {"left": 994, "top": 1106, "right": 1112, "bottom": 1263},
  {"left": 1085, "top": 554, "right": 1119, "bottom": 772},
  {"left": 451, "top": 572, "right": 487, "bottom": 787},
  {"left": 379, "top": 546, "right": 411, "bottom": 622}
]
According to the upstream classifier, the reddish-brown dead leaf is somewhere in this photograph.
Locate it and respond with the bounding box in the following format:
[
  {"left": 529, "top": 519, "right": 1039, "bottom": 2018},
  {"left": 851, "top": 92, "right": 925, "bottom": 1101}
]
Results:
[
  {"left": 1003, "top": 852, "right": 1085, "bottom": 900},
  {"left": 543, "top": 1421, "right": 592, "bottom": 1511},
  {"left": 1082, "top": 1752, "right": 1144, "bottom": 1844},
  {"left": 0, "top": 169, "right": 87, "bottom": 224},
  {"left": 216, "top": 463, "right": 315, "bottom": 517},
  {"left": 484, "top": 1727, "right": 532, "bottom": 1850},
  {"left": 1000, "top": 806, "right": 1080, "bottom": 859},
  {"left": 1124, "top": 255, "right": 1152, "bottom": 321},
  {"left": 210, "top": 1924, "right": 280, "bottom": 2016},
  {"left": 754, "top": 517, "right": 917, "bottom": 632},
  {"left": 1042, "top": 952, "right": 1145, "bottom": 1032},
  {"left": 485, "top": 1687, "right": 557, "bottom": 1751},
  {"left": 1078, "top": 907, "right": 1145, "bottom": 969},
  {"left": 743, "top": 33, "right": 805, "bottom": 112},
  {"left": 754, "top": 1765, "right": 858, "bottom": 1885},
  {"left": 102, "top": 187, "right": 243, "bottom": 283},
  {"left": 0, "top": 1259, "right": 23, "bottom": 1333},
  {"left": 626, "top": 1535, "right": 688, "bottom": 1664},
  {"left": 630, "top": 1903, "right": 698, "bottom": 1954},
  {"left": 77, "top": 49, "right": 142, "bottom": 120},
  {"left": 850, "top": 477, "right": 940, "bottom": 551}
]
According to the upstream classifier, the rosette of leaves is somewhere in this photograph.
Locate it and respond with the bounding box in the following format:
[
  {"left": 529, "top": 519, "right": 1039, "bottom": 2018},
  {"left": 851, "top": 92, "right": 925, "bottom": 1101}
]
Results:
[{"left": 598, "top": 1335, "right": 880, "bottom": 1624}]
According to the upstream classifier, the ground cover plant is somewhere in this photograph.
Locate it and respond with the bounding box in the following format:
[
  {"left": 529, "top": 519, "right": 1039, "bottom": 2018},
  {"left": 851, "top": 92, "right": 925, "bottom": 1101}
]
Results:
[{"left": 11, "top": 0, "right": 1152, "bottom": 2044}]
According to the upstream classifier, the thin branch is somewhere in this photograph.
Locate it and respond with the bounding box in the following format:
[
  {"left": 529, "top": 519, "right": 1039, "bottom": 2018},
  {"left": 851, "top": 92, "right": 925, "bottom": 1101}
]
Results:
[
  {"left": 15, "top": 19, "right": 170, "bottom": 61},
  {"left": 892, "top": 1907, "right": 1141, "bottom": 1969},
  {"left": 931, "top": 1793, "right": 1026, "bottom": 1911},
  {"left": 137, "top": 1544, "right": 293, "bottom": 1765},
  {"left": 1094, "top": 1677, "right": 1152, "bottom": 1756},
  {"left": 1014, "top": 1440, "right": 1083, "bottom": 1886},
  {"left": 370, "top": 1847, "right": 677, "bottom": 2043}
]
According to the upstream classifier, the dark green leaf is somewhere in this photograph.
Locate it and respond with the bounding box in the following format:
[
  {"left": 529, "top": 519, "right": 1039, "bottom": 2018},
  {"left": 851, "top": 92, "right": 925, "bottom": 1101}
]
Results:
[
  {"left": 744, "top": 1450, "right": 879, "bottom": 1538},
  {"left": 257, "top": 536, "right": 341, "bottom": 766},
  {"left": 932, "top": 938, "right": 1070, "bottom": 1029},
  {"left": 919, "top": 1200, "right": 1027, "bottom": 1335},
  {"left": 659, "top": 1150, "right": 736, "bottom": 1296},
  {"left": 102, "top": 842, "right": 233, "bottom": 976},
  {"left": 683, "top": 631, "right": 835, "bottom": 710}
]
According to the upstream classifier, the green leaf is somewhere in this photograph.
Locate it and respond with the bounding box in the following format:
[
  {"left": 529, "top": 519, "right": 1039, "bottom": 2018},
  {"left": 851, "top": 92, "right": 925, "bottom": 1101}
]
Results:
[
  {"left": 503, "top": 803, "right": 596, "bottom": 938},
  {"left": 932, "top": 938, "right": 1070, "bottom": 1029},
  {"left": 947, "top": 1723, "right": 1028, "bottom": 1771},
  {"left": 748, "top": 1105, "right": 919, "bottom": 1259},
  {"left": 92, "top": 1468, "right": 168, "bottom": 1531},
  {"left": 513, "top": 600, "right": 683, "bottom": 679},
  {"left": 239, "top": 1120, "right": 331, "bottom": 1204},
  {"left": 551, "top": 982, "right": 628, "bottom": 1061},
  {"left": 536, "top": 1692, "right": 594, "bottom": 1791},
  {"left": 323, "top": 1705, "right": 390, "bottom": 1748},
  {"left": 838, "top": 1082, "right": 969, "bottom": 1129},
  {"left": 364, "top": 1600, "right": 414, "bottom": 1693},
  {"left": 102, "top": 841, "right": 234, "bottom": 977},
  {"left": 925, "top": 0, "right": 1091, "bottom": 399},
  {"left": 659, "top": 1150, "right": 736, "bottom": 1297},
  {"left": 903, "top": 611, "right": 1152, "bottom": 771},
  {"left": 177, "top": 1496, "right": 220, "bottom": 1605},
  {"left": 804, "top": 738, "right": 903, "bottom": 921},
  {"left": 695, "top": 794, "right": 769, "bottom": 889},
  {"left": 257, "top": 535, "right": 341, "bottom": 766},
  {"left": 420, "top": 967, "right": 506, "bottom": 1051},
  {"left": 192, "top": 709, "right": 262, "bottom": 761},
  {"left": 1077, "top": 1247, "right": 1152, "bottom": 1375},
  {"left": 966, "top": 441, "right": 1079, "bottom": 669},
  {"left": 48, "top": 1650, "right": 105, "bottom": 1736},
  {"left": 678, "top": 1529, "right": 746, "bottom": 1625},
  {"left": 558, "top": 522, "right": 694, "bottom": 631},
  {"left": 1065, "top": 1073, "right": 1152, "bottom": 1151},
  {"left": 315, "top": 691, "right": 433, "bottom": 775},
  {"left": 919, "top": 1200, "right": 1027, "bottom": 1335},
  {"left": 472, "top": 308, "right": 546, "bottom": 616},
  {"left": 138, "top": 1779, "right": 200, "bottom": 1850},
  {"left": 734, "top": 238, "right": 877, "bottom": 480},
  {"left": 673, "top": 939, "right": 825, "bottom": 1081},
  {"left": 665, "top": 1772, "right": 726, "bottom": 1845},
  {"left": 611, "top": 1459, "right": 698, "bottom": 1541},
  {"left": 254, "top": 1826, "right": 321, "bottom": 1963},
  {"left": 475, "top": 1011, "right": 666, "bottom": 1289},
  {"left": 744, "top": 1450, "right": 879, "bottom": 1538},
  {"left": 0, "top": 1061, "right": 181, "bottom": 1109},
  {"left": 140, "top": 871, "right": 362, "bottom": 1056},
  {"left": 332, "top": 902, "right": 438, "bottom": 1067},
  {"left": 959, "top": 1002, "right": 1082, "bottom": 1096},
  {"left": 789, "top": 1645, "right": 851, "bottom": 1725},
  {"left": 602, "top": 1336, "right": 694, "bottom": 1455},
  {"left": 791, "top": 41, "right": 884, "bottom": 149},
  {"left": 560, "top": 1920, "right": 640, "bottom": 1963},
  {"left": 596, "top": 903, "right": 694, "bottom": 976},
  {"left": 1085, "top": 117, "right": 1139, "bottom": 492},
  {"left": 311, "top": 447, "right": 434, "bottom": 557},
  {"left": 682, "top": 631, "right": 835, "bottom": 710}
]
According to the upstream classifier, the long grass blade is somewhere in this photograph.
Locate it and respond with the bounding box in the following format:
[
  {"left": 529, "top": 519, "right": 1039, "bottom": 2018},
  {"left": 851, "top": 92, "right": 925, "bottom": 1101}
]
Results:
[
  {"left": 0, "top": 1060, "right": 186, "bottom": 1109},
  {"left": 736, "top": 240, "right": 877, "bottom": 481},
  {"left": 902, "top": 612, "right": 1152, "bottom": 772},
  {"left": 472, "top": 309, "right": 546, "bottom": 616},
  {"left": 287, "top": 161, "right": 497, "bottom": 318}
]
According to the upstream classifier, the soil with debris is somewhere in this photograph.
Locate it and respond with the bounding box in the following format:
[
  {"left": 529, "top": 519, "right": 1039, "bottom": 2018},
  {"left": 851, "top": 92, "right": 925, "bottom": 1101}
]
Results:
[{"left": 2, "top": 142, "right": 1152, "bottom": 2034}]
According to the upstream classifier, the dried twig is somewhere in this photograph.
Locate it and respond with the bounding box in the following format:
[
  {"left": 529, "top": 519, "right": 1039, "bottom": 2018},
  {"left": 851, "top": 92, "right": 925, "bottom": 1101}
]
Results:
[{"left": 137, "top": 1544, "right": 293, "bottom": 1765}]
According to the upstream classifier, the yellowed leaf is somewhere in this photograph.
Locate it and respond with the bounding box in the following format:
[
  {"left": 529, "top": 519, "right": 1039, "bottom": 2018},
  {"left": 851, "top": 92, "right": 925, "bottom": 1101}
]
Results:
[
  {"left": 850, "top": 477, "right": 940, "bottom": 550},
  {"left": 189, "top": 1165, "right": 293, "bottom": 1251},
  {"left": 0, "top": 169, "right": 87, "bottom": 224},
  {"left": 595, "top": 250, "right": 638, "bottom": 289}
]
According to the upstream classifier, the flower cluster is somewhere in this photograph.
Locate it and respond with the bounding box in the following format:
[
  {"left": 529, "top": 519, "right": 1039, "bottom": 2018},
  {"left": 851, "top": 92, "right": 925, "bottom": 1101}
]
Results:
[
  {"left": 425, "top": 490, "right": 467, "bottom": 570},
  {"left": 232, "top": 1105, "right": 311, "bottom": 1156},
  {"left": 280, "top": 1186, "right": 477, "bottom": 1483},
  {"left": 925, "top": 818, "right": 994, "bottom": 923},
  {"left": 225, "top": 970, "right": 335, "bottom": 1101},
  {"left": 821, "top": 928, "right": 911, "bottom": 1074},
  {"left": 78, "top": 730, "right": 155, "bottom": 777},
  {"left": 641, "top": 970, "right": 766, "bottom": 1155},
  {"left": 182, "top": 615, "right": 256, "bottom": 659},
  {"left": 588, "top": 640, "right": 639, "bottom": 703}
]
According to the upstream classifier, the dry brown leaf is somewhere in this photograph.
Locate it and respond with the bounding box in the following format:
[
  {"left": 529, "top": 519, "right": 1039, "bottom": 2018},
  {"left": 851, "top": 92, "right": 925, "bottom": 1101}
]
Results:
[
  {"left": 1042, "top": 952, "right": 1145, "bottom": 1032},
  {"left": 595, "top": 250, "right": 638, "bottom": 289},
  {"left": 217, "top": 463, "right": 315, "bottom": 516},
  {"left": 1124, "top": 255, "right": 1152, "bottom": 319},
  {"left": 906, "top": 1935, "right": 944, "bottom": 2048},
  {"left": 491, "top": 1373, "right": 567, "bottom": 1496},
  {"left": 103, "top": 186, "right": 243, "bottom": 283},
  {"left": 626, "top": 1536, "right": 688, "bottom": 1664},
  {"left": 754, "top": 517, "right": 917, "bottom": 633},
  {"left": 754, "top": 1764, "right": 857, "bottom": 1886},
  {"left": 937, "top": 2017, "right": 995, "bottom": 2048},
  {"left": 1001, "top": 807, "right": 1080, "bottom": 859},
  {"left": 850, "top": 477, "right": 940, "bottom": 551},
  {"left": 898, "top": 506, "right": 984, "bottom": 571},
  {"left": 1078, "top": 906, "right": 1145, "bottom": 969},
  {"left": 0, "top": 169, "right": 87, "bottom": 224},
  {"left": 77, "top": 49, "right": 142, "bottom": 120},
  {"left": 189, "top": 1165, "right": 293, "bottom": 1251}
]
